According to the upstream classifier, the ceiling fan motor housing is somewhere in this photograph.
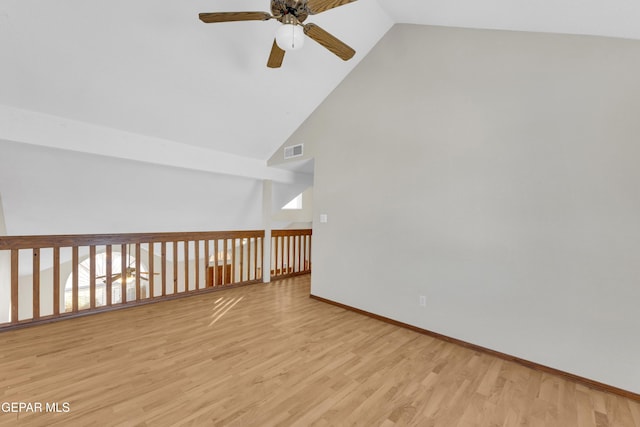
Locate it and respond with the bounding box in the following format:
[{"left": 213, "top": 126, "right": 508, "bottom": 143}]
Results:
[{"left": 272, "top": 0, "right": 309, "bottom": 23}]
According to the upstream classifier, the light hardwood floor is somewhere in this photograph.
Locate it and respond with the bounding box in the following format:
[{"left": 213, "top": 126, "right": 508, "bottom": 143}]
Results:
[{"left": 1, "top": 275, "right": 639, "bottom": 426}]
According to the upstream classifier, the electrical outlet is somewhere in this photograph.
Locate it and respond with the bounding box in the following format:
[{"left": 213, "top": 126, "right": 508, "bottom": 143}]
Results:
[{"left": 419, "top": 295, "right": 426, "bottom": 307}]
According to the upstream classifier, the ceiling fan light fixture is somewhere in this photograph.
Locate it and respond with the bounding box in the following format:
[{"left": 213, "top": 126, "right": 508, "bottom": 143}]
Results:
[{"left": 275, "top": 23, "right": 304, "bottom": 51}]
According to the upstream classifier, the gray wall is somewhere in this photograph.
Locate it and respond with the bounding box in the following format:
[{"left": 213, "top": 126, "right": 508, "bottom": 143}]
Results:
[{"left": 299, "top": 25, "right": 640, "bottom": 393}]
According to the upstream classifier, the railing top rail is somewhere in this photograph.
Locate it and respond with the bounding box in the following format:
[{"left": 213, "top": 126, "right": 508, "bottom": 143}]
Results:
[
  {"left": 0, "top": 230, "right": 265, "bottom": 250},
  {"left": 271, "top": 229, "right": 312, "bottom": 237}
]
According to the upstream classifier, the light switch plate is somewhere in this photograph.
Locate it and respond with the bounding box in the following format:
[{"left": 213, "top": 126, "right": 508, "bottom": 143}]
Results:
[{"left": 320, "top": 214, "right": 328, "bottom": 223}]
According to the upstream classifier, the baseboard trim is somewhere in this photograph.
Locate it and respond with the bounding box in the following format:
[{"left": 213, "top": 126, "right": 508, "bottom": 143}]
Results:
[{"left": 309, "top": 294, "right": 640, "bottom": 403}]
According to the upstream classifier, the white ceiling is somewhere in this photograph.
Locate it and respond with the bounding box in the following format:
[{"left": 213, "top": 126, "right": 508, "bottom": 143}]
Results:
[{"left": 1, "top": 0, "right": 639, "bottom": 162}]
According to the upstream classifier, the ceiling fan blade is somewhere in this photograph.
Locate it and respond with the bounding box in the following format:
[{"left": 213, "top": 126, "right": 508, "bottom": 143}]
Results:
[
  {"left": 267, "top": 39, "right": 285, "bottom": 68},
  {"left": 303, "top": 23, "right": 355, "bottom": 61},
  {"left": 306, "top": 0, "right": 357, "bottom": 14},
  {"left": 199, "top": 12, "right": 272, "bottom": 23}
]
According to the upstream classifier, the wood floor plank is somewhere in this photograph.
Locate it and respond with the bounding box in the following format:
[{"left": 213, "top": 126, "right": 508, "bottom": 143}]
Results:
[{"left": 0, "top": 275, "right": 638, "bottom": 426}]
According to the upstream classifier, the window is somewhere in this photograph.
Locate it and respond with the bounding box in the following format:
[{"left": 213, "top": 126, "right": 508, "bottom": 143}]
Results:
[{"left": 282, "top": 193, "right": 303, "bottom": 210}]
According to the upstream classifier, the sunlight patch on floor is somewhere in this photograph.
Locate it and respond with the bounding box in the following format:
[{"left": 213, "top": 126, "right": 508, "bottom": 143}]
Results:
[{"left": 208, "top": 296, "right": 244, "bottom": 327}]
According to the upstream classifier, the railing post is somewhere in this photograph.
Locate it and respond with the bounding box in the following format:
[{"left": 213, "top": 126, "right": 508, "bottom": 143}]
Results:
[
  {"left": 0, "top": 250, "right": 11, "bottom": 323},
  {"left": 262, "top": 180, "right": 272, "bottom": 284}
]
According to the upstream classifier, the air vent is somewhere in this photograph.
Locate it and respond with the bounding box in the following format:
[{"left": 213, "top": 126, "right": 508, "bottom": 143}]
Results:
[{"left": 284, "top": 144, "right": 303, "bottom": 159}]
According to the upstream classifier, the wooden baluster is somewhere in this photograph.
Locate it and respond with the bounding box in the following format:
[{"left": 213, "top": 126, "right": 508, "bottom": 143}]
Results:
[
  {"left": 121, "top": 244, "right": 127, "bottom": 304},
  {"left": 223, "top": 239, "right": 228, "bottom": 285},
  {"left": 258, "top": 237, "right": 262, "bottom": 279},
  {"left": 231, "top": 239, "right": 237, "bottom": 284},
  {"left": 33, "top": 248, "right": 40, "bottom": 320},
  {"left": 290, "top": 235, "right": 294, "bottom": 273},
  {"left": 280, "top": 236, "right": 284, "bottom": 276},
  {"left": 72, "top": 246, "right": 79, "bottom": 312},
  {"left": 288, "top": 235, "right": 292, "bottom": 273},
  {"left": 288, "top": 235, "right": 292, "bottom": 274},
  {"left": 148, "top": 243, "right": 155, "bottom": 299},
  {"left": 89, "top": 246, "right": 96, "bottom": 309},
  {"left": 274, "top": 236, "right": 278, "bottom": 277},
  {"left": 274, "top": 236, "right": 283, "bottom": 277},
  {"left": 302, "top": 235, "right": 306, "bottom": 272},
  {"left": 238, "top": 239, "right": 244, "bottom": 283},
  {"left": 302, "top": 235, "right": 306, "bottom": 271},
  {"left": 106, "top": 245, "right": 113, "bottom": 306},
  {"left": 302, "top": 236, "right": 307, "bottom": 271},
  {"left": 161, "top": 242, "right": 167, "bottom": 297},
  {"left": 253, "top": 237, "right": 257, "bottom": 280},
  {"left": 302, "top": 235, "right": 307, "bottom": 271},
  {"left": 135, "top": 243, "right": 141, "bottom": 301},
  {"left": 247, "top": 238, "right": 252, "bottom": 281},
  {"left": 204, "top": 239, "right": 210, "bottom": 287},
  {"left": 214, "top": 239, "right": 219, "bottom": 286},
  {"left": 253, "top": 238, "right": 258, "bottom": 280},
  {"left": 297, "top": 235, "right": 302, "bottom": 273},
  {"left": 254, "top": 237, "right": 258, "bottom": 279},
  {"left": 283, "top": 235, "right": 287, "bottom": 274},
  {"left": 284, "top": 236, "right": 288, "bottom": 275},
  {"left": 280, "top": 235, "right": 283, "bottom": 275},
  {"left": 308, "top": 234, "right": 311, "bottom": 271},
  {"left": 195, "top": 240, "right": 200, "bottom": 290},
  {"left": 173, "top": 241, "right": 178, "bottom": 294},
  {"left": 11, "top": 249, "right": 18, "bottom": 323},
  {"left": 291, "top": 235, "right": 295, "bottom": 273},
  {"left": 296, "top": 235, "right": 304, "bottom": 272},
  {"left": 282, "top": 236, "right": 291, "bottom": 274},
  {"left": 53, "top": 247, "right": 60, "bottom": 316},
  {"left": 184, "top": 241, "right": 189, "bottom": 292},
  {"left": 252, "top": 238, "right": 256, "bottom": 280},
  {"left": 297, "top": 234, "right": 304, "bottom": 272}
]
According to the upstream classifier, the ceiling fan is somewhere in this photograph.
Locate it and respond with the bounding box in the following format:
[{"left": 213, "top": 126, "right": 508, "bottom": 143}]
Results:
[
  {"left": 96, "top": 247, "right": 157, "bottom": 284},
  {"left": 97, "top": 266, "right": 154, "bottom": 284},
  {"left": 199, "top": 0, "right": 357, "bottom": 68}
]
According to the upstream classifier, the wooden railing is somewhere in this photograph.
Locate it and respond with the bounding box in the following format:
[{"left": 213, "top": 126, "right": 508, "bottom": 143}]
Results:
[
  {"left": 0, "top": 230, "right": 267, "bottom": 330},
  {"left": 270, "top": 229, "right": 312, "bottom": 280}
]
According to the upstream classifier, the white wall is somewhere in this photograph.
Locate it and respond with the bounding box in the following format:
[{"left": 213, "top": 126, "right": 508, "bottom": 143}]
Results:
[
  {"left": 0, "top": 140, "right": 266, "bottom": 235},
  {"left": 0, "top": 105, "right": 307, "bottom": 184},
  {"left": 299, "top": 25, "right": 640, "bottom": 393}
]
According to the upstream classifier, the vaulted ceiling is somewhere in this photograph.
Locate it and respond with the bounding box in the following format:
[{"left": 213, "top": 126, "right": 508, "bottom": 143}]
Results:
[{"left": 2, "top": 0, "right": 640, "bottom": 164}]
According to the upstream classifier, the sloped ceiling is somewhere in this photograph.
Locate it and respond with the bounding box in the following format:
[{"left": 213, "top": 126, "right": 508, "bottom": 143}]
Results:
[{"left": 1, "top": 0, "right": 640, "bottom": 165}]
